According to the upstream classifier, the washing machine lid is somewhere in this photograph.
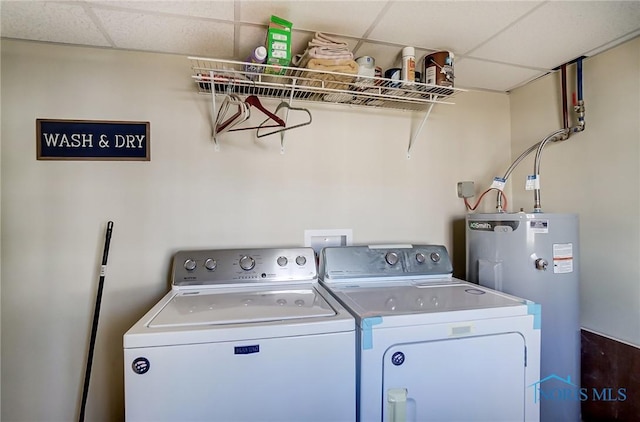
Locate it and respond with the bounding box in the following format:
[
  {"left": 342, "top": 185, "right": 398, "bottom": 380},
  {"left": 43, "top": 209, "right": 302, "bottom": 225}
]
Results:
[
  {"left": 148, "top": 285, "right": 336, "bottom": 328},
  {"left": 328, "top": 279, "right": 526, "bottom": 319}
]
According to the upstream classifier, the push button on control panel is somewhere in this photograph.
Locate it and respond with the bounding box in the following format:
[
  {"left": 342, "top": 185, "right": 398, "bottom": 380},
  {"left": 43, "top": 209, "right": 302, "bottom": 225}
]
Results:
[{"left": 385, "top": 252, "right": 399, "bottom": 266}]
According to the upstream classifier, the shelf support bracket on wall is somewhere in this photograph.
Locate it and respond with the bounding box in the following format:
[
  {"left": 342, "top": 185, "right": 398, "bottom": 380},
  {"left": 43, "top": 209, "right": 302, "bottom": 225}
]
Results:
[{"left": 407, "top": 103, "right": 435, "bottom": 159}]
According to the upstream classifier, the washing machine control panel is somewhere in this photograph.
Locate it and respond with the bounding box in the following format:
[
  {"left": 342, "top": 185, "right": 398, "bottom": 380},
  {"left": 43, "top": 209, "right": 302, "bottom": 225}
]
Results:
[
  {"left": 172, "top": 247, "right": 317, "bottom": 287},
  {"left": 320, "top": 244, "right": 453, "bottom": 281}
]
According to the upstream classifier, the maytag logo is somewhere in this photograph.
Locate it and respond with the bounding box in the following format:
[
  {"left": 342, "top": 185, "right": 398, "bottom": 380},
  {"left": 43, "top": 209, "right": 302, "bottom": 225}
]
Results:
[{"left": 234, "top": 345, "right": 260, "bottom": 355}]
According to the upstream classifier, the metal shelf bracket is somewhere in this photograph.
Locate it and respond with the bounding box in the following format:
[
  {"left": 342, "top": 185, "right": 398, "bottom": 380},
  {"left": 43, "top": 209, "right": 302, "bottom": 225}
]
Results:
[{"left": 407, "top": 103, "right": 435, "bottom": 159}]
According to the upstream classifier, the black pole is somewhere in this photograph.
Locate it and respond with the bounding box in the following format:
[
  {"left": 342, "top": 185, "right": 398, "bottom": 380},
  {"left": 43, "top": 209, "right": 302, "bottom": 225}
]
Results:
[{"left": 79, "top": 221, "right": 114, "bottom": 422}]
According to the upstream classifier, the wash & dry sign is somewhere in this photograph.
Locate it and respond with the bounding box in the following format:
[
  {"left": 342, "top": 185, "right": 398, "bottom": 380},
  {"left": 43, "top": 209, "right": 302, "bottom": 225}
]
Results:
[{"left": 36, "top": 119, "right": 150, "bottom": 161}]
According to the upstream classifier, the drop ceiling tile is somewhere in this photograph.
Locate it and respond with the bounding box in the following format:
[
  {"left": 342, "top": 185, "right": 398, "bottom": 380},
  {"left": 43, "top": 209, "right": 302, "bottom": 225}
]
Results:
[
  {"left": 90, "top": 1, "right": 235, "bottom": 21},
  {"left": 239, "top": 1, "right": 387, "bottom": 37},
  {"left": 2, "top": 0, "right": 637, "bottom": 94},
  {"left": 237, "top": 25, "right": 269, "bottom": 60},
  {"left": 586, "top": 28, "right": 640, "bottom": 57},
  {"left": 92, "top": 8, "right": 234, "bottom": 57},
  {"left": 454, "top": 58, "right": 546, "bottom": 92},
  {"left": 470, "top": 1, "right": 640, "bottom": 68},
  {"left": 0, "top": 1, "right": 110, "bottom": 47},
  {"left": 369, "top": 1, "right": 543, "bottom": 53}
]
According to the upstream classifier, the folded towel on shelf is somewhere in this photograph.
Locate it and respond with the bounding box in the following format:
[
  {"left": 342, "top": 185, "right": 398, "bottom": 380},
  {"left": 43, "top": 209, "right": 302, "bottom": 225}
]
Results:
[
  {"left": 292, "top": 32, "right": 354, "bottom": 67},
  {"left": 308, "top": 32, "right": 349, "bottom": 47},
  {"left": 291, "top": 33, "right": 358, "bottom": 101},
  {"left": 295, "top": 49, "right": 353, "bottom": 66},
  {"left": 295, "top": 59, "right": 358, "bottom": 94},
  {"left": 306, "top": 58, "right": 358, "bottom": 74}
]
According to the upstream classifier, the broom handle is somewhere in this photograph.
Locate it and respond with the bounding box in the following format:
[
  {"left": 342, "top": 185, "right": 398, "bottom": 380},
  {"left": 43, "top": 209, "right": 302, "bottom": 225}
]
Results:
[{"left": 79, "top": 221, "right": 114, "bottom": 422}]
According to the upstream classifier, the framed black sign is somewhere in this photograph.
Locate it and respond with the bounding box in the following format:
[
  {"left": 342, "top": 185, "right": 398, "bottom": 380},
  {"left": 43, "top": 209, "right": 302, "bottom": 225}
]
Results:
[{"left": 36, "top": 119, "right": 150, "bottom": 161}]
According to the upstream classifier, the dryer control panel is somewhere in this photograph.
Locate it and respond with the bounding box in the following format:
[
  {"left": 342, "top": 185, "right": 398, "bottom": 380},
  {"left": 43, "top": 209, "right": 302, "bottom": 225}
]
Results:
[
  {"left": 320, "top": 244, "right": 453, "bottom": 281},
  {"left": 172, "top": 247, "right": 317, "bottom": 287}
]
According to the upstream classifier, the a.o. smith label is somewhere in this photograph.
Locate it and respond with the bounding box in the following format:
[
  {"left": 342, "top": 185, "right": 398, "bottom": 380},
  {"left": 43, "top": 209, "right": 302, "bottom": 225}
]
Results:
[{"left": 468, "top": 220, "right": 520, "bottom": 232}]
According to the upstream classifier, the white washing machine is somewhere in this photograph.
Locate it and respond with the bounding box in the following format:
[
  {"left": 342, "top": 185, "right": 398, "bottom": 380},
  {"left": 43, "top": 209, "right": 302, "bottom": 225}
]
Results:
[
  {"left": 124, "top": 247, "right": 355, "bottom": 422},
  {"left": 319, "top": 244, "right": 541, "bottom": 422}
]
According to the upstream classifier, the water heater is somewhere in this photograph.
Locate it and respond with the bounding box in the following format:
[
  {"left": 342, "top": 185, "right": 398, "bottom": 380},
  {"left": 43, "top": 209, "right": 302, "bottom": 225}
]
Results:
[{"left": 466, "top": 213, "right": 580, "bottom": 422}]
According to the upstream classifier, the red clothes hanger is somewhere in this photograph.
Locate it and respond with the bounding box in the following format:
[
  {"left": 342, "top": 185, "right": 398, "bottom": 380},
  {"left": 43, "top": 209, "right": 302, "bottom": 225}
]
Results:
[{"left": 227, "top": 95, "right": 287, "bottom": 132}]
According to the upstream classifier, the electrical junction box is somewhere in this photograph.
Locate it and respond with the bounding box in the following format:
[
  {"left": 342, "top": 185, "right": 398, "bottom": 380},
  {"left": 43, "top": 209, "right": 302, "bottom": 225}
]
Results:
[
  {"left": 457, "top": 181, "right": 475, "bottom": 198},
  {"left": 304, "top": 229, "right": 353, "bottom": 257}
]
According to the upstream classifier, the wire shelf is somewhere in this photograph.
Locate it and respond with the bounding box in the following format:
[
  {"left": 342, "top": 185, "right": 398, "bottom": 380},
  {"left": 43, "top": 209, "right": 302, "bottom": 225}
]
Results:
[{"left": 189, "top": 56, "right": 464, "bottom": 111}]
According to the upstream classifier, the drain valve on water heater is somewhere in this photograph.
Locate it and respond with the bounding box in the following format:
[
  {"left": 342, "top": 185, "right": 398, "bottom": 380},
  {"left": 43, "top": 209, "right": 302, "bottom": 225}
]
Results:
[{"left": 535, "top": 258, "right": 548, "bottom": 271}]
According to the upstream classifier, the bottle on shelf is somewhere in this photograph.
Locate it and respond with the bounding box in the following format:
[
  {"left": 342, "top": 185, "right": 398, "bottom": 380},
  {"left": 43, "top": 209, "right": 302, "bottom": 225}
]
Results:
[
  {"left": 244, "top": 46, "right": 267, "bottom": 79},
  {"left": 401, "top": 46, "right": 416, "bottom": 85}
]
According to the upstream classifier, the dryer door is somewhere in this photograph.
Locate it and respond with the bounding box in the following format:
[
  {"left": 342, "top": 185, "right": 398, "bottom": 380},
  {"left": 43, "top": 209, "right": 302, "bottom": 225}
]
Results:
[{"left": 382, "top": 333, "right": 526, "bottom": 422}]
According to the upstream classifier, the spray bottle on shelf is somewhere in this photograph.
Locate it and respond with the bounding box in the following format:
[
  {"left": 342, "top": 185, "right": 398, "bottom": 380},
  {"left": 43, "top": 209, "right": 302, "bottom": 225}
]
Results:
[
  {"left": 244, "top": 46, "right": 267, "bottom": 79},
  {"left": 401, "top": 46, "right": 416, "bottom": 84}
]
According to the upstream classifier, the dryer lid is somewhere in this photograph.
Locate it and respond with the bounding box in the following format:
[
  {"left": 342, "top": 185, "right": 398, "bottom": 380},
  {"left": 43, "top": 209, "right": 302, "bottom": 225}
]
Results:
[
  {"left": 330, "top": 281, "right": 525, "bottom": 318},
  {"left": 148, "top": 286, "right": 336, "bottom": 328}
]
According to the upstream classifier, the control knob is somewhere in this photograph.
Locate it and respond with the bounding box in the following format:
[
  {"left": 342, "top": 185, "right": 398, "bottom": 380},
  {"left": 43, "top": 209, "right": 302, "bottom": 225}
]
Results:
[
  {"left": 184, "top": 259, "right": 197, "bottom": 271},
  {"left": 277, "top": 256, "right": 288, "bottom": 267},
  {"left": 204, "top": 258, "right": 217, "bottom": 271},
  {"left": 239, "top": 255, "right": 255, "bottom": 271},
  {"left": 430, "top": 252, "right": 441, "bottom": 263},
  {"left": 385, "top": 252, "right": 399, "bottom": 266},
  {"left": 295, "top": 256, "right": 307, "bottom": 266},
  {"left": 415, "top": 253, "right": 426, "bottom": 264}
]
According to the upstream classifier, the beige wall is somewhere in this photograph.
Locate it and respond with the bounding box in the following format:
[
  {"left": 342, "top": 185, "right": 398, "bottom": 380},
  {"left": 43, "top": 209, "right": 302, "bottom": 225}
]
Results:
[
  {"left": 509, "top": 38, "right": 640, "bottom": 346},
  {"left": 1, "top": 39, "right": 510, "bottom": 421}
]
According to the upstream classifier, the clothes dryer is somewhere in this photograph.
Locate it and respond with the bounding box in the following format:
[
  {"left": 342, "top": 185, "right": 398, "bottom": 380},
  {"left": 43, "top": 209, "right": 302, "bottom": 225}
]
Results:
[
  {"left": 124, "top": 247, "right": 355, "bottom": 422},
  {"left": 319, "top": 244, "right": 541, "bottom": 422}
]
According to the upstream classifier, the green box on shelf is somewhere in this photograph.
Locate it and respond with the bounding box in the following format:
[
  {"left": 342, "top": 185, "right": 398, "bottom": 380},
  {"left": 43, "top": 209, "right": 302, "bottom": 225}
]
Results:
[{"left": 265, "top": 15, "right": 292, "bottom": 75}]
